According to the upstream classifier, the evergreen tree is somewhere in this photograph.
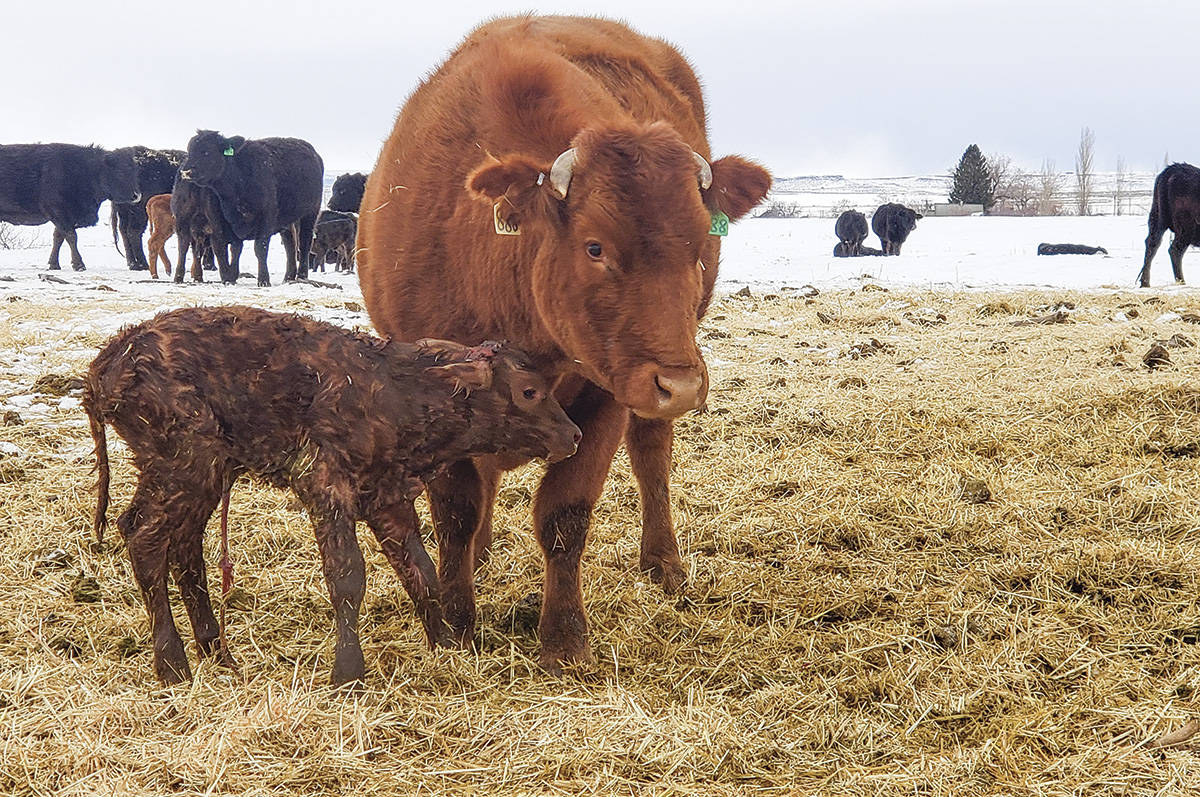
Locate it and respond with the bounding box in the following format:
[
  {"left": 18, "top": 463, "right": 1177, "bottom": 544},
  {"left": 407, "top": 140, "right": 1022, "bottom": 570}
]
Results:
[{"left": 949, "top": 144, "right": 995, "bottom": 211}]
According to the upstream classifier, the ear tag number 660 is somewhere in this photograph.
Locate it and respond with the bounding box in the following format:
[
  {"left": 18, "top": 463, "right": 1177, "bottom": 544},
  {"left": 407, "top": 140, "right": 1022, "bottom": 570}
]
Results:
[{"left": 494, "top": 203, "right": 521, "bottom": 236}]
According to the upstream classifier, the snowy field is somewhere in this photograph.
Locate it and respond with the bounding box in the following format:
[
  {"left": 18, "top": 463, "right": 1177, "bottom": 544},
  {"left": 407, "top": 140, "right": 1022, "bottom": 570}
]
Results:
[{"left": 0, "top": 205, "right": 1193, "bottom": 306}]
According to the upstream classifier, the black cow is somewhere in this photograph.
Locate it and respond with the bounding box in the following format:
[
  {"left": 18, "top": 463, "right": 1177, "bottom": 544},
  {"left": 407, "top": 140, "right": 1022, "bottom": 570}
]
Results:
[
  {"left": 834, "top": 210, "right": 868, "bottom": 256},
  {"left": 0, "top": 143, "right": 140, "bottom": 270},
  {"left": 110, "top": 147, "right": 184, "bottom": 271},
  {"left": 1141, "top": 162, "right": 1200, "bottom": 287},
  {"left": 328, "top": 172, "right": 367, "bottom": 213},
  {"left": 1037, "top": 243, "right": 1108, "bottom": 256},
  {"left": 179, "top": 130, "right": 323, "bottom": 286},
  {"left": 310, "top": 210, "right": 357, "bottom": 272},
  {"left": 170, "top": 172, "right": 243, "bottom": 284},
  {"left": 871, "top": 203, "right": 923, "bottom": 256}
]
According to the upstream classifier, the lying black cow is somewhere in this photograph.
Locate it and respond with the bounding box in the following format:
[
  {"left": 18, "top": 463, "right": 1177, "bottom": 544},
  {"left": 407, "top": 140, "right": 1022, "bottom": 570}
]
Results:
[
  {"left": 834, "top": 210, "right": 868, "bottom": 256},
  {"left": 110, "top": 147, "right": 184, "bottom": 271},
  {"left": 0, "top": 143, "right": 140, "bottom": 270},
  {"left": 310, "top": 210, "right": 357, "bottom": 272},
  {"left": 833, "top": 242, "right": 884, "bottom": 257},
  {"left": 1141, "top": 162, "right": 1200, "bottom": 286},
  {"left": 179, "top": 130, "right": 323, "bottom": 286},
  {"left": 871, "top": 202, "right": 923, "bottom": 255},
  {"left": 328, "top": 172, "right": 367, "bottom": 213},
  {"left": 1037, "top": 243, "right": 1107, "bottom": 256}
]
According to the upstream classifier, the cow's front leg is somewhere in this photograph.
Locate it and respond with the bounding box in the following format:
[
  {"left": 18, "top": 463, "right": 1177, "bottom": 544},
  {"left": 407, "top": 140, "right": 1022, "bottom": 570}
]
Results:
[
  {"left": 626, "top": 414, "right": 686, "bottom": 592},
  {"left": 312, "top": 511, "right": 367, "bottom": 687},
  {"left": 427, "top": 459, "right": 490, "bottom": 648},
  {"left": 1169, "top": 237, "right": 1188, "bottom": 285},
  {"left": 47, "top": 227, "right": 65, "bottom": 270},
  {"left": 534, "top": 383, "right": 628, "bottom": 674},
  {"left": 254, "top": 237, "right": 272, "bottom": 287}
]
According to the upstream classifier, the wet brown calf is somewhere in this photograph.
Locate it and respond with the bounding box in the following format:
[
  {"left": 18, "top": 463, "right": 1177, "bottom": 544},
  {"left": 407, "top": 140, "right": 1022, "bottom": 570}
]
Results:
[{"left": 84, "top": 306, "right": 580, "bottom": 687}]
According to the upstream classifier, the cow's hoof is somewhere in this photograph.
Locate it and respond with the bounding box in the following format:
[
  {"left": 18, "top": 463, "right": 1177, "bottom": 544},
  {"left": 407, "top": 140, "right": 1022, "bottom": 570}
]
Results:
[
  {"left": 47, "top": 264, "right": 61, "bottom": 271},
  {"left": 128, "top": 263, "right": 149, "bottom": 272},
  {"left": 538, "top": 646, "right": 596, "bottom": 678},
  {"left": 72, "top": 264, "right": 86, "bottom": 272},
  {"left": 645, "top": 557, "right": 687, "bottom": 594}
]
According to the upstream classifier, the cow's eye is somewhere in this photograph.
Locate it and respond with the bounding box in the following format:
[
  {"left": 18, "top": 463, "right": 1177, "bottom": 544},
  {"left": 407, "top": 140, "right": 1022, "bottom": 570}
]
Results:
[
  {"left": 586, "top": 242, "right": 603, "bottom": 260},
  {"left": 523, "top": 387, "right": 541, "bottom": 402}
]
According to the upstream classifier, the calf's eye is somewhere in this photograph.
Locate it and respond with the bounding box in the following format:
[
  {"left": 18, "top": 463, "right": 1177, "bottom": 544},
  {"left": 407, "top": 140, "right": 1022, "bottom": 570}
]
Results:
[
  {"left": 586, "top": 242, "right": 603, "bottom": 259},
  {"left": 523, "top": 387, "right": 541, "bottom": 402}
]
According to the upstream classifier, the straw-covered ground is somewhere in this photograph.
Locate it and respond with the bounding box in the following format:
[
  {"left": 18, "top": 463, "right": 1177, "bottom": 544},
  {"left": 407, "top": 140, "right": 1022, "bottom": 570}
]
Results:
[{"left": 1, "top": 276, "right": 1199, "bottom": 795}]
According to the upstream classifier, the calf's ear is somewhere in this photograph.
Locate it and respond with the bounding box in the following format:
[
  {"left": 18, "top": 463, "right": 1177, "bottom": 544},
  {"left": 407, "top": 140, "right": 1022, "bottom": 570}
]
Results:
[
  {"left": 425, "top": 361, "right": 493, "bottom": 392},
  {"left": 706, "top": 156, "right": 773, "bottom": 221}
]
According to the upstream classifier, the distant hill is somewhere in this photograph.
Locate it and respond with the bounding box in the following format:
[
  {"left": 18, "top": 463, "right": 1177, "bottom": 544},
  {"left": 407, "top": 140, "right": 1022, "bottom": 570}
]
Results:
[{"left": 765, "top": 172, "right": 1158, "bottom": 218}]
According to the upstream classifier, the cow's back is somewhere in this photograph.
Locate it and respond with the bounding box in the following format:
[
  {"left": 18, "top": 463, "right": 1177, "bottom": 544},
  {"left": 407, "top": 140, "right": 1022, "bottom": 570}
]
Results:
[
  {"left": 357, "top": 15, "right": 711, "bottom": 346},
  {"left": 259, "top": 137, "right": 323, "bottom": 228},
  {"left": 0, "top": 144, "right": 104, "bottom": 227}
]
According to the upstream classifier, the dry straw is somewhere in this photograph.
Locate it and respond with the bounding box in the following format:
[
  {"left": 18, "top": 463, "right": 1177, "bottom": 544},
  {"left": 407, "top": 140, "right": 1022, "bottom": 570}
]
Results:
[{"left": 1, "top": 280, "right": 1199, "bottom": 795}]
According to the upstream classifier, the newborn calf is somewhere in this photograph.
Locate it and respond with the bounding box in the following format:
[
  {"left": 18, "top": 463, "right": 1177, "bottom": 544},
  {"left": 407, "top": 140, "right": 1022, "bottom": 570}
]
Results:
[{"left": 84, "top": 306, "right": 580, "bottom": 687}]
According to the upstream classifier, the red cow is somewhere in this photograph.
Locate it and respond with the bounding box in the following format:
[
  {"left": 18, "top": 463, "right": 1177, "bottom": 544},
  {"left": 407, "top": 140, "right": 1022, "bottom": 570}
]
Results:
[{"left": 356, "top": 15, "right": 771, "bottom": 674}]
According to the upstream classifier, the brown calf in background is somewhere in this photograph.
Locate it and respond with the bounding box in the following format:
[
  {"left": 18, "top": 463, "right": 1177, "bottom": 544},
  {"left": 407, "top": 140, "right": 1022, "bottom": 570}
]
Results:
[{"left": 144, "top": 193, "right": 174, "bottom": 279}]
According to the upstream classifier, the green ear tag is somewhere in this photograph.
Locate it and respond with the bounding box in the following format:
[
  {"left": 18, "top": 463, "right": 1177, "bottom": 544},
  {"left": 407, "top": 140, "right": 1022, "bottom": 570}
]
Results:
[
  {"left": 709, "top": 210, "right": 730, "bottom": 237},
  {"left": 223, "top": 147, "right": 235, "bottom": 157}
]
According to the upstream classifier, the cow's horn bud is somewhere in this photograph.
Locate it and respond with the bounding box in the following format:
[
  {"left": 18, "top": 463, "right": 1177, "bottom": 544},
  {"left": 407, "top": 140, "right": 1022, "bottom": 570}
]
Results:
[
  {"left": 549, "top": 148, "right": 576, "bottom": 199},
  {"left": 694, "top": 152, "right": 713, "bottom": 191}
]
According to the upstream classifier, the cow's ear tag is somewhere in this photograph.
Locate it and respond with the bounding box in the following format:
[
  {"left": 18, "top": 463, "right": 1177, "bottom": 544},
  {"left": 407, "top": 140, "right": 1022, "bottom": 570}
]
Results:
[
  {"left": 709, "top": 210, "right": 730, "bottom": 237},
  {"left": 493, "top": 202, "right": 520, "bottom": 236},
  {"left": 223, "top": 147, "right": 235, "bottom": 157}
]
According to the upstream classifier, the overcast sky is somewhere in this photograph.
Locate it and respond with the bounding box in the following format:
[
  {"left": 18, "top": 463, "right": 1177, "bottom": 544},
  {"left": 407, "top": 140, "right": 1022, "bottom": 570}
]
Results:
[{"left": 4, "top": 1, "right": 1194, "bottom": 180}]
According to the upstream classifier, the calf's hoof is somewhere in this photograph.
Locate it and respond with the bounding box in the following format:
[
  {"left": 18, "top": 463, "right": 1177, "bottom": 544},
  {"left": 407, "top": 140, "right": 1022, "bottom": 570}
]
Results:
[
  {"left": 154, "top": 650, "right": 193, "bottom": 685},
  {"left": 330, "top": 647, "right": 366, "bottom": 688}
]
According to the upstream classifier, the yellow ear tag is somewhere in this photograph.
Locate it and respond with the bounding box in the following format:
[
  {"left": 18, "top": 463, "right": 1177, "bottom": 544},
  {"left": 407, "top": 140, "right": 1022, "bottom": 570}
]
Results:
[
  {"left": 493, "top": 203, "right": 520, "bottom": 236},
  {"left": 709, "top": 211, "right": 730, "bottom": 237}
]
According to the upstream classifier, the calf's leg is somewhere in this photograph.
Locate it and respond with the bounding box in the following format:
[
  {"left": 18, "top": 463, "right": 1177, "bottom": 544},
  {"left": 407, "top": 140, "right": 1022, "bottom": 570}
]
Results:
[
  {"left": 119, "top": 480, "right": 192, "bottom": 684},
  {"left": 169, "top": 484, "right": 237, "bottom": 670},
  {"left": 313, "top": 512, "right": 367, "bottom": 686},
  {"left": 368, "top": 499, "right": 451, "bottom": 647}
]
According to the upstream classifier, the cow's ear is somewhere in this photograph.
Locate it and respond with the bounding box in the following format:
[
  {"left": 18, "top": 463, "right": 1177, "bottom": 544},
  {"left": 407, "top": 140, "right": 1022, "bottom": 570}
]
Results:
[
  {"left": 467, "top": 154, "right": 553, "bottom": 207},
  {"left": 225, "top": 136, "right": 246, "bottom": 154},
  {"left": 706, "top": 156, "right": 772, "bottom": 221},
  {"left": 425, "top": 361, "right": 493, "bottom": 392}
]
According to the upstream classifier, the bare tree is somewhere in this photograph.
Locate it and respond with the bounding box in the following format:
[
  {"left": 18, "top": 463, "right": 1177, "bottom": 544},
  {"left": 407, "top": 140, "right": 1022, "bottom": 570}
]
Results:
[
  {"left": 1037, "top": 160, "right": 1065, "bottom": 216},
  {"left": 1075, "top": 127, "right": 1095, "bottom": 216},
  {"left": 1114, "top": 156, "right": 1127, "bottom": 216}
]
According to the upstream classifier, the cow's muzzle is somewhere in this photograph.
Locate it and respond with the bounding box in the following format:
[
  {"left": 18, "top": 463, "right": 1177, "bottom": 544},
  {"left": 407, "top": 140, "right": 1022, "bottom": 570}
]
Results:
[{"left": 621, "top": 363, "right": 708, "bottom": 420}]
